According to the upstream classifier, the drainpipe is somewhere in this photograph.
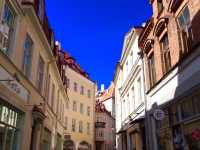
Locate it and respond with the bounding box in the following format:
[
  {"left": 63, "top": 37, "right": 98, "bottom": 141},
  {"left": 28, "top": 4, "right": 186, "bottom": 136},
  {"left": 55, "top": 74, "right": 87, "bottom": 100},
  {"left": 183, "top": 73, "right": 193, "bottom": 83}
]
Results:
[{"left": 139, "top": 51, "right": 150, "bottom": 150}]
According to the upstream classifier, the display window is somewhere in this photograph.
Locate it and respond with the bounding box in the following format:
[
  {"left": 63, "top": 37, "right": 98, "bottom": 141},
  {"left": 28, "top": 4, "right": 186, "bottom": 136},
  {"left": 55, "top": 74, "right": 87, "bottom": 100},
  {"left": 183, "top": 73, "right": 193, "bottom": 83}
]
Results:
[{"left": 0, "top": 103, "right": 23, "bottom": 150}]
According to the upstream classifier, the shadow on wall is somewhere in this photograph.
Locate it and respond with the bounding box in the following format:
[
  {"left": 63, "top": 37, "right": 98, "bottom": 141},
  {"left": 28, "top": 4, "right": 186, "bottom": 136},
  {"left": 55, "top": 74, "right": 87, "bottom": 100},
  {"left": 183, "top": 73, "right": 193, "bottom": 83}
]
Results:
[{"left": 146, "top": 9, "right": 200, "bottom": 150}]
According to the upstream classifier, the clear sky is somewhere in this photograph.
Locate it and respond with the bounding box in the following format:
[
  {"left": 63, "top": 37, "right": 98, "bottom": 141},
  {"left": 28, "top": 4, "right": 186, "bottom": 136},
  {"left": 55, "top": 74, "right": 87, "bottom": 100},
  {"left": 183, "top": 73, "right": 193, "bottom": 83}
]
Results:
[{"left": 46, "top": 0, "right": 152, "bottom": 89}]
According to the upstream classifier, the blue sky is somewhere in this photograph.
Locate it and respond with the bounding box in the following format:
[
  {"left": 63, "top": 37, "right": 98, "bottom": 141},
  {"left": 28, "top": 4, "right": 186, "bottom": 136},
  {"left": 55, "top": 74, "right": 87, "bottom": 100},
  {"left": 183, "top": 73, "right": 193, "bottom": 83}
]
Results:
[{"left": 46, "top": 0, "right": 152, "bottom": 89}]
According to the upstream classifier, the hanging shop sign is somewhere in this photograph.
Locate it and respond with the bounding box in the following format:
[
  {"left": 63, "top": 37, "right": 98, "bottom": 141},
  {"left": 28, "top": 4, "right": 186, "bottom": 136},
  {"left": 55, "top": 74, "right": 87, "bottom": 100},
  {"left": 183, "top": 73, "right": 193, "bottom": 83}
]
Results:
[
  {"left": 153, "top": 109, "right": 165, "bottom": 121},
  {"left": 0, "top": 66, "right": 29, "bottom": 102}
]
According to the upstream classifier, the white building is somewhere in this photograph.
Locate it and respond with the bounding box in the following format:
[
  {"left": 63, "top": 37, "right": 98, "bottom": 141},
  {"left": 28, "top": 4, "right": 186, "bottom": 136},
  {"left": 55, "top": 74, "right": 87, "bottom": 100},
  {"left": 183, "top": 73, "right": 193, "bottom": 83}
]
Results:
[{"left": 114, "top": 27, "right": 146, "bottom": 150}]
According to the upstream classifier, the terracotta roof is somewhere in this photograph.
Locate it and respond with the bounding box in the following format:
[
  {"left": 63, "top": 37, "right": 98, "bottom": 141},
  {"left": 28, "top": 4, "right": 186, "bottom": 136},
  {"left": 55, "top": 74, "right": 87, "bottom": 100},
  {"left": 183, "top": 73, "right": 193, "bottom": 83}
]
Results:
[
  {"left": 96, "top": 82, "right": 115, "bottom": 102},
  {"left": 58, "top": 49, "right": 89, "bottom": 79}
]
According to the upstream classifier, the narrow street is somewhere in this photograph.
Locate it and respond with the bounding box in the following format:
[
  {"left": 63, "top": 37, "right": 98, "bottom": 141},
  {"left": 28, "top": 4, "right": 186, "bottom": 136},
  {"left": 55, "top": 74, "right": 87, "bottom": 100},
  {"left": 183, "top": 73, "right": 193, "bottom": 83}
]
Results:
[{"left": 0, "top": 0, "right": 200, "bottom": 150}]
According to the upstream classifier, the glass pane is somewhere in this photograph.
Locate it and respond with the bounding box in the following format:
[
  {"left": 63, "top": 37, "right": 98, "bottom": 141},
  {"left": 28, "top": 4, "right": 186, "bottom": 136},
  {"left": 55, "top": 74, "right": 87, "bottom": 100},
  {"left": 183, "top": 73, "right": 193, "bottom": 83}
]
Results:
[
  {"left": 0, "top": 124, "right": 6, "bottom": 150},
  {"left": 5, "top": 127, "right": 14, "bottom": 150},
  {"left": 181, "top": 99, "right": 194, "bottom": 119},
  {"left": 178, "top": 15, "right": 185, "bottom": 28},
  {"left": 193, "top": 95, "right": 200, "bottom": 114},
  {"left": 183, "top": 6, "right": 190, "bottom": 25}
]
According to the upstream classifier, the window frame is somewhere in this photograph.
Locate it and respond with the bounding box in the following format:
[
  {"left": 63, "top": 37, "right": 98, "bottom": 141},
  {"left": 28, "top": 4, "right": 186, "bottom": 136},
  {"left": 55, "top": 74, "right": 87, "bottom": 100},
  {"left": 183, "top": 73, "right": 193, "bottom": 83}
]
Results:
[{"left": 22, "top": 34, "right": 33, "bottom": 78}]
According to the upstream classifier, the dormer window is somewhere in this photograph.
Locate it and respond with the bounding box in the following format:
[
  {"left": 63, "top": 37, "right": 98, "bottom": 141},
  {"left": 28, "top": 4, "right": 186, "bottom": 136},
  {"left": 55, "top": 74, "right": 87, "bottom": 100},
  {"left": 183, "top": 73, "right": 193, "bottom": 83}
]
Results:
[{"left": 157, "top": 0, "right": 164, "bottom": 15}]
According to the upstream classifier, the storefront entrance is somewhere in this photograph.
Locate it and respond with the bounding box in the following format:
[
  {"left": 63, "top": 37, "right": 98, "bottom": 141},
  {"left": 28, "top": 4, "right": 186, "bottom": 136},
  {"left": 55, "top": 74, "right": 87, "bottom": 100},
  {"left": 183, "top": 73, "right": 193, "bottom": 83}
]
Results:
[{"left": 0, "top": 102, "right": 23, "bottom": 150}]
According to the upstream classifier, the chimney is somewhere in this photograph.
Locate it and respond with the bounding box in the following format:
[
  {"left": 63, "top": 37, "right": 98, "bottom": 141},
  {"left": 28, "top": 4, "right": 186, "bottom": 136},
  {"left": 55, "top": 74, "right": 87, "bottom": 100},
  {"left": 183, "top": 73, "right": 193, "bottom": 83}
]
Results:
[{"left": 101, "top": 84, "right": 105, "bottom": 92}]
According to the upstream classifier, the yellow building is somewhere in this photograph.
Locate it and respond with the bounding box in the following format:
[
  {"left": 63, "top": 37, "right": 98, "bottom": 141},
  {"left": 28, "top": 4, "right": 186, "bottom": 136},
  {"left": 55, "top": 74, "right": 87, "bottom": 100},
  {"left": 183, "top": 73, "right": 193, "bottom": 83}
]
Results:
[
  {"left": 0, "top": 0, "right": 67, "bottom": 150},
  {"left": 55, "top": 46, "right": 96, "bottom": 150}
]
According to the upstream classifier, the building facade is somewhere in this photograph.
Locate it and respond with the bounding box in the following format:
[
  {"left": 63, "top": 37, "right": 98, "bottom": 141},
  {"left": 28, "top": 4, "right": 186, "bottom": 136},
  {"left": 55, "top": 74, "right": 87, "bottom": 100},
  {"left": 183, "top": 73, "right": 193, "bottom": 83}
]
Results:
[
  {"left": 114, "top": 27, "right": 146, "bottom": 150},
  {"left": 95, "top": 100, "right": 115, "bottom": 150},
  {"left": 0, "top": 0, "right": 68, "bottom": 150},
  {"left": 138, "top": 0, "right": 200, "bottom": 150},
  {"left": 96, "top": 82, "right": 115, "bottom": 118},
  {"left": 55, "top": 45, "right": 96, "bottom": 150}
]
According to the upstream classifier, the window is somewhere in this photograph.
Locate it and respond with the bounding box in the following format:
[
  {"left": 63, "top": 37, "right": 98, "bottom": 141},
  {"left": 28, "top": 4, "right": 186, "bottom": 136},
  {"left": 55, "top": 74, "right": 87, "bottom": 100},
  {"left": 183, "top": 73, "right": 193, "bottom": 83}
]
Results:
[
  {"left": 51, "top": 83, "right": 55, "bottom": 108},
  {"left": 127, "top": 94, "right": 130, "bottom": 115},
  {"left": 130, "top": 51, "right": 133, "bottom": 66},
  {"left": 42, "top": 128, "right": 51, "bottom": 150},
  {"left": 178, "top": 6, "right": 192, "bottom": 55},
  {"left": 131, "top": 87, "right": 135, "bottom": 110},
  {"left": 66, "top": 78, "right": 70, "bottom": 88},
  {"left": 87, "top": 122, "right": 90, "bottom": 135},
  {"left": 157, "top": 0, "right": 163, "bottom": 15},
  {"left": 181, "top": 98, "right": 194, "bottom": 119},
  {"left": 0, "top": 104, "right": 23, "bottom": 150},
  {"left": 80, "top": 86, "right": 84, "bottom": 95},
  {"left": 160, "top": 34, "right": 171, "bottom": 74},
  {"left": 126, "top": 61, "right": 129, "bottom": 73},
  {"left": 87, "top": 90, "right": 91, "bottom": 98},
  {"left": 137, "top": 78, "right": 142, "bottom": 104},
  {"left": 65, "top": 117, "right": 68, "bottom": 130},
  {"left": 73, "top": 82, "right": 77, "bottom": 92},
  {"left": 37, "top": 0, "right": 43, "bottom": 21},
  {"left": 87, "top": 106, "right": 90, "bottom": 116},
  {"left": 73, "top": 101, "right": 77, "bottom": 112},
  {"left": 22, "top": 34, "right": 33, "bottom": 78},
  {"left": 148, "top": 53, "right": 156, "bottom": 87},
  {"left": 79, "top": 121, "right": 83, "bottom": 133},
  {"left": 80, "top": 103, "right": 84, "bottom": 114},
  {"left": 0, "top": 3, "right": 15, "bottom": 54},
  {"left": 72, "top": 119, "right": 76, "bottom": 132},
  {"left": 66, "top": 101, "right": 69, "bottom": 109},
  {"left": 178, "top": 6, "right": 190, "bottom": 30},
  {"left": 36, "top": 56, "right": 45, "bottom": 92},
  {"left": 46, "top": 75, "right": 51, "bottom": 101}
]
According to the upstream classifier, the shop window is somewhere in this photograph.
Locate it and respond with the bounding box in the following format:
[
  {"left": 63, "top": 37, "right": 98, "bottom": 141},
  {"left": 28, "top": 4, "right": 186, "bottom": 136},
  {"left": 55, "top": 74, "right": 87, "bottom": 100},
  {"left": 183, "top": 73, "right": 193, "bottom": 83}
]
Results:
[
  {"left": 0, "top": 104, "right": 23, "bottom": 150},
  {"left": 0, "top": 3, "right": 15, "bottom": 54},
  {"left": 42, "top": 128, "right": 51, "bottom": 150},
  {"left": 160, "top": 34, "right": 171, "bottom": 74},
  {"left": 130, "top": 132, "right": 136, "bottom": 150},
  {"left": 180, "top": 98, "right": 195, "bottom": 119},
  {"left": 56, "top": 134, "right": 62, "bottom": 150},
  {"left": 193, "top": 94, "right": 200, "bottom": 114}
]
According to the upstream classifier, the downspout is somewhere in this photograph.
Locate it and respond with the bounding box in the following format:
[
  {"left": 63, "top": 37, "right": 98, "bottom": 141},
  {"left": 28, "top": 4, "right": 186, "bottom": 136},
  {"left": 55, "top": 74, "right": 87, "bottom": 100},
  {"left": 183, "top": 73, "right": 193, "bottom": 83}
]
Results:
[{"left": 139, "top": 51, "right": 150, "bottom": 150}]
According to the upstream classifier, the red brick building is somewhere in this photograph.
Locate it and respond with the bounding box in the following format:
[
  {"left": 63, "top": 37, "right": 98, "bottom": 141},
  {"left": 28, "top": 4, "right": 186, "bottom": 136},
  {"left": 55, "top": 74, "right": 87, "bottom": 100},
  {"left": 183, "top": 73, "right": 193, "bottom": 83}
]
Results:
[{"left": 139, "top": 0, "right": 200, "bottom": 150}]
